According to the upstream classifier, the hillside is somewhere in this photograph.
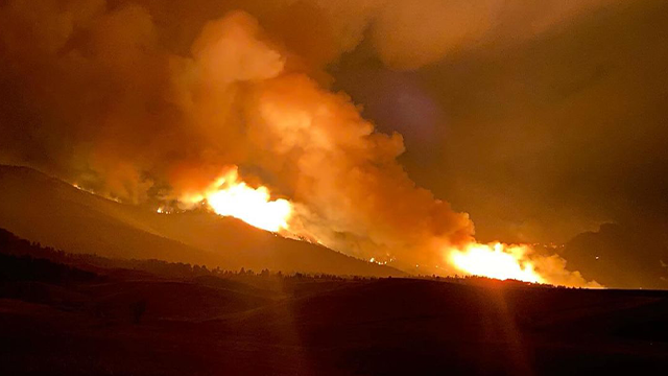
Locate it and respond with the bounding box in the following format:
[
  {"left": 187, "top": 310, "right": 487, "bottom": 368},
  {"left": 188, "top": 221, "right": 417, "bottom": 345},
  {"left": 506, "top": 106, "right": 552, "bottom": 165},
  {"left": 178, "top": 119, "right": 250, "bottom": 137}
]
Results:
[
  {"left": 0, "top": 165, "right": 403, "bottom": 277},
  {"left": 1, "top": 234, "right": 667, "bottom": 375}
]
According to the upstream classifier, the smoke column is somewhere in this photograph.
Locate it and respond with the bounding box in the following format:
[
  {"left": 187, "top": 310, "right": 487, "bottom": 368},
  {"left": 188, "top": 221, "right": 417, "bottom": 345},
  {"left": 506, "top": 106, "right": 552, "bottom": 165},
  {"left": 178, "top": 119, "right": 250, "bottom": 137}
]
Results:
[{"left": 0, "top": 0, "right": 608, "bottom": 285}]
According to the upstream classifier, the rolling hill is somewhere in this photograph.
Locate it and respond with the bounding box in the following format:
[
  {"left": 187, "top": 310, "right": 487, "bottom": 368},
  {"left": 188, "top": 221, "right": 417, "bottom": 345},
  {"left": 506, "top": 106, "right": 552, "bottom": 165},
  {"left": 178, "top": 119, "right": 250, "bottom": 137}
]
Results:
[
  {"left": 0, "top": 165, "right": 403, "bottom": 277},
  {"left": 1, "top": 235, "right": 667, "bottom": 375}
]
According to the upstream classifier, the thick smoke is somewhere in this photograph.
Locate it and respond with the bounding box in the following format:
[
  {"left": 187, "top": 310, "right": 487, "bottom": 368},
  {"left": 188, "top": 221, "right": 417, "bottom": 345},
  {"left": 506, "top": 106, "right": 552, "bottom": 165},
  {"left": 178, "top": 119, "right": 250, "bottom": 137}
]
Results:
[{"left": 0, "top": 0, "right": 607, "bottom": 284}]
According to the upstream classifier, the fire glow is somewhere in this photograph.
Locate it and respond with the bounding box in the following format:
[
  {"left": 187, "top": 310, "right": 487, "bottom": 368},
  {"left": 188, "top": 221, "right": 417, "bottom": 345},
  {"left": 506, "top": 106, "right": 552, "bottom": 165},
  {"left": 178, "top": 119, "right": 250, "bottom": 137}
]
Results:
[
  {"left": 172, "top": 170, "right": 570, "bottom": 285},
  {"left": 449, "top": 243, "right": 544, "bottom": 283},
  {"left": 183, "top": 168, "right": 292, "bottom": 232},
  {"left": 181, "top": 171, "right": 554, "bottom": 284}
]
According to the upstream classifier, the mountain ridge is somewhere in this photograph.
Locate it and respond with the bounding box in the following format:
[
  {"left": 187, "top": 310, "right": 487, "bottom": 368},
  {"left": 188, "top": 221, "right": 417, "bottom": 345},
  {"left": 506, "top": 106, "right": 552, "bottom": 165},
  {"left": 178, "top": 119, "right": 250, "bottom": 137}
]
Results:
[{"left": 0, "top": 165, "right": 404, "bottom": 277}]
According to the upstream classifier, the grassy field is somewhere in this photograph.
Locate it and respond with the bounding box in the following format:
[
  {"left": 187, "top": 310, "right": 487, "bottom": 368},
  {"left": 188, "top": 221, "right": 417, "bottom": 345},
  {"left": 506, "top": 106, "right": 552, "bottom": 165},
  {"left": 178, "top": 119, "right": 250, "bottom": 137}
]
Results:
[{"left": 1, "top": 230, "right": 667, "bottom": 375}]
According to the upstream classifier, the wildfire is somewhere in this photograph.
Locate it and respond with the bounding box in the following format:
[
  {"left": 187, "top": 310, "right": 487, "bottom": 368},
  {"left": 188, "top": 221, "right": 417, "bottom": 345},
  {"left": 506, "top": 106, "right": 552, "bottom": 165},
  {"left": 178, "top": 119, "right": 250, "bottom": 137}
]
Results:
[
  {"left": 182, "top": 168, "right": 293, "bottom": 232},
  {"left": 449, "top": 243, "right": 544, "bottom": 283}
]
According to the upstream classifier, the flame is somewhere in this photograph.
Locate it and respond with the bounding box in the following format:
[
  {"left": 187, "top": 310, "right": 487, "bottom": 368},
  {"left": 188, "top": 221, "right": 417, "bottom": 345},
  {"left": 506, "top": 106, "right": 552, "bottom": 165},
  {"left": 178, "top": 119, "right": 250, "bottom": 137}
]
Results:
[
  {"left": 449, "top": 243, "right": 544, "bottom": 283},
  {"left": 182, "top": 168, "right": 292, "bottom": 232}
]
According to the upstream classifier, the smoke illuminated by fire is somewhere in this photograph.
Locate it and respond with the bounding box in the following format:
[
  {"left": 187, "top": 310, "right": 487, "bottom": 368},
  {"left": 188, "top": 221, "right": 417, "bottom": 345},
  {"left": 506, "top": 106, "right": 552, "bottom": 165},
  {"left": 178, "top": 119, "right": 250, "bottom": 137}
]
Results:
[
  {"left": 0, "top": 2, "right": 603, "bottom": 288},
  {"left": 181, "top": 168, "right": 292, "bottom": 232},
  {"left": 449, "top": 243, "right": 543, "bottom": 283}
]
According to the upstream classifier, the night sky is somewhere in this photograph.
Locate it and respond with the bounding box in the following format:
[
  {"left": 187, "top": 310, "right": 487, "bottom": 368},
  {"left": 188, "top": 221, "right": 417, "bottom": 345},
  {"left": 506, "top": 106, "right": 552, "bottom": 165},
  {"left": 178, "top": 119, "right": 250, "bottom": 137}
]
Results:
[{"left": 331, "top": 2, "right": 668, "bottom": 286}]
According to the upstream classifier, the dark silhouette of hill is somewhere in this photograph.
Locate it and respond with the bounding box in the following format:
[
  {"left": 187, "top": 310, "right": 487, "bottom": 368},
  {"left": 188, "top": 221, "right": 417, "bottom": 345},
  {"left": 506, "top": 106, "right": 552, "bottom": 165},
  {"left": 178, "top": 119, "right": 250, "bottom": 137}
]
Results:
[
  {"left": 1, "top": 230, "right": 668, "bottom": 375},
  {"left": 0, "top": 253, "right": 98, "bottom": 284},
  {"left": 0, "top": 165, "right": 403, "bottom": 277},
  {"left": 562, "top": 223, "right": 668, "bottom": 289}
]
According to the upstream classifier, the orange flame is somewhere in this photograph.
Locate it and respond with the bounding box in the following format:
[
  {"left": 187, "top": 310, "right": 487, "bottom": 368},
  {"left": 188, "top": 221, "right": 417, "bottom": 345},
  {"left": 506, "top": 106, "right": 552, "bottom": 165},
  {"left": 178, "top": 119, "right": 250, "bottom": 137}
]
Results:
[
  {"left": 182, "top": 168, "right": 292, "bottom": 232},
  {"left": 449, "top": 242, "right": 544, "bottom": 283}
]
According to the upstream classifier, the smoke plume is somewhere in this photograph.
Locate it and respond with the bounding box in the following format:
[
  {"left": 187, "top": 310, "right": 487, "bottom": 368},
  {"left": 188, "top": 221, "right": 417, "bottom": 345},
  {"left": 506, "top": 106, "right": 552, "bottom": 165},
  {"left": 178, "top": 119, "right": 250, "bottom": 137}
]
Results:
[{"left": 0, "top": 0, "right": 608, "bottom": 284}]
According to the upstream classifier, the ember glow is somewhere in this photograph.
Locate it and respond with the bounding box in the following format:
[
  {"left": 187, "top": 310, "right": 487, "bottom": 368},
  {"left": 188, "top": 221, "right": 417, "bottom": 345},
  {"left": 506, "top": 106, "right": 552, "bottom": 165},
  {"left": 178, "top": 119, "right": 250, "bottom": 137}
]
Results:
[
  {"left": 449, "top": 243, "right": 544, "bottom": 283},
  {"left": 183, "top": 168, "right": 292, "bottom": 232}
]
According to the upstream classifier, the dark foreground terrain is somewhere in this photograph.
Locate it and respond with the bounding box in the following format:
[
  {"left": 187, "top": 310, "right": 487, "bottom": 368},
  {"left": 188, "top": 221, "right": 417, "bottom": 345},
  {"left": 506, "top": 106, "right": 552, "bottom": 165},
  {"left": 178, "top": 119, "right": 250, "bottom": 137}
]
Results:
[{"left": 1, "top": 230, "right": 668, "bottom": 375}]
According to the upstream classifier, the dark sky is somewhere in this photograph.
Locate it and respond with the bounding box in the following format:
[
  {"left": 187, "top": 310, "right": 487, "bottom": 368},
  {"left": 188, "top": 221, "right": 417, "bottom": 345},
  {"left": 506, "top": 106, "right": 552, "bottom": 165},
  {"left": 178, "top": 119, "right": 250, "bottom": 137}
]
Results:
[
  {"left": 333, "top": 1, "right": 668, "bottom": 243},
  {"left": 328, "top": 1, "right": 668, "bottom": 287}
]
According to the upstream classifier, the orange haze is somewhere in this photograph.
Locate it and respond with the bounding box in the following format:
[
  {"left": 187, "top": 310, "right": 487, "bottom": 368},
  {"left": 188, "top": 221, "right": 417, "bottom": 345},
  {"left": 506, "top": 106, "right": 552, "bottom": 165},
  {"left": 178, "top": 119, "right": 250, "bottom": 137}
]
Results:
[{"left": 0, "top": 1, "right": 607, "bottom": 287}]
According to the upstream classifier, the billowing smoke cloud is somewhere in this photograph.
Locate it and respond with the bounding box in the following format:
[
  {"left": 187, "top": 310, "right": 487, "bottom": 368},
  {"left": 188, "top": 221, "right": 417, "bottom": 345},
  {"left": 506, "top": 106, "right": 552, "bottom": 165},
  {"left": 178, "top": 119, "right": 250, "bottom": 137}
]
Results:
[{"left": 0, "top": 0, "right": 608, "bottom": 284}]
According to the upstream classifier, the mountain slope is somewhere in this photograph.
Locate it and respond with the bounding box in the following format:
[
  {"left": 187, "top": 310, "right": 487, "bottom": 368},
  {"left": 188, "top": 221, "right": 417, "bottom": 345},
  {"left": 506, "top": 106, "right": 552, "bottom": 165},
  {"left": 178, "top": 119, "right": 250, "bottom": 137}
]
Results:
[{"left": 0, "top": 165, "right": 403, "bottom": 277}]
